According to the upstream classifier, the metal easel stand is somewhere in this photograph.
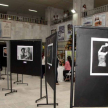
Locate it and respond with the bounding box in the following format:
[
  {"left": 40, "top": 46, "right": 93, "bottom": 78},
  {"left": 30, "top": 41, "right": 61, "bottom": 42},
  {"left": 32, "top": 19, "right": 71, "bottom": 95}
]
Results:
[
  {"left": 1, "top": 67, "right": 7, "bottom": 75},
  {"left": 5, "top": 72, "right": 17, "bottom": 96},
  {"left": 13, "top": 73, "right": 21, "bottom": 84},
  {"left": 35, "top": 77, "right": 46, "bottom": 103},
  {"left": 2, "top": 70, "right": 11, "bottom": 91},
  {"left": 37, "top": 77, "right": 58, "bottom": 107},
  {"left": 17, "top": 74, "right": 28, "bottom": 86},
  {"left": 0, "top": 70, "right": 5, "bottom": 80}
]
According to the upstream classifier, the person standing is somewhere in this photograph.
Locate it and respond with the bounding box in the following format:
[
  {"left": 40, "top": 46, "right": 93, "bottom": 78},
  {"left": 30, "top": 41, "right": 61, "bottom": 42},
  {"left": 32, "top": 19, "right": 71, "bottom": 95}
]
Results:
[
  {"left": 42, "top": 53, "right": 45, "bottom": 78},
  {"left": 56, "top": 56, "right": 59, "bottom": 85},
  {"left": 82, "top": 4, "right": 87, "bottom": 17}
]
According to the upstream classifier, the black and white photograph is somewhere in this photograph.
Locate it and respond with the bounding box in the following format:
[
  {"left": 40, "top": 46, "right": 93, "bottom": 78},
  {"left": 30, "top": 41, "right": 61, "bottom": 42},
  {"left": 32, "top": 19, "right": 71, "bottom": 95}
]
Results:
[
  {"left": 90, "top": 38, "right": 108, "bottom": 76},
  {"left": 3, "top": 47, "right": 7, "bottom": 57},
  {"left": 47, "top": 43, "right": 53, "bottom": 66},
  {"left": 17, "top": 46, "right": 33, "bottom": 61}
]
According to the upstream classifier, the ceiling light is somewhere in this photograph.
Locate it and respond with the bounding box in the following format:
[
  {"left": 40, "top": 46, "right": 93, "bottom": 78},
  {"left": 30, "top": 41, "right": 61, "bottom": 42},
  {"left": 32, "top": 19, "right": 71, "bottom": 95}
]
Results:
[
  {"left": 8, "top": 17, "right": 11, "bottom": 20},
  {"left": 71, "top": 9, "right": 76, "bottom": 14},
  {"left": 29, "top": 9, "right": 37, "bottom": 12},
  {"left": 0, "top": 3, "right": 9, "bottom": 7}
]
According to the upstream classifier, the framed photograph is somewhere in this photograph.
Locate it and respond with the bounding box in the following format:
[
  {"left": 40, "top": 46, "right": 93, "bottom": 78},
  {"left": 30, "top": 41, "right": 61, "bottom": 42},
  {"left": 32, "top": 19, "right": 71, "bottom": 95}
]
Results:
[
  {"left": 47, "top": 43, "right": 53, "bottom": 66},
  {"left": 90, "top": 38, "right": 108, "bottom": 76},
  {"left": 94, "top": 14, "right": 106, "bottom": 27},
  {"left": 3, "top": 47, "right": 7, "bottom": 57},
  {"left": 17, "top": 45, "right": 33, "bottom": 61},
  {"left": 58, "top": 26, "right": 65, "bottom": 41}
]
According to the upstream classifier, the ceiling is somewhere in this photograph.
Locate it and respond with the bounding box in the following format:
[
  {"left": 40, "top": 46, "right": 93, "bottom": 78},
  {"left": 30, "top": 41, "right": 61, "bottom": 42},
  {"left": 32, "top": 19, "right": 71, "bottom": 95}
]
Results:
[
  {"left": 0, "top": 0, "right": 73, "bottom": 18},
  {"left": 0, "top": 0, "right": 107, "bottom": 18}
]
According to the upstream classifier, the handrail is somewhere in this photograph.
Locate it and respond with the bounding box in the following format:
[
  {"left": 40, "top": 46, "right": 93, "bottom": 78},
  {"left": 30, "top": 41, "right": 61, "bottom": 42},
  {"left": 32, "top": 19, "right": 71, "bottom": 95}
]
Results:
[
  {"left": 82, "top": 4, "right": 108, "bottom": 17},
  {"left": 51, "top": 15, "right": 72, "bottom": 25},
  {"left": 0, "top": 13, "right": 47, "bottom": 25}
]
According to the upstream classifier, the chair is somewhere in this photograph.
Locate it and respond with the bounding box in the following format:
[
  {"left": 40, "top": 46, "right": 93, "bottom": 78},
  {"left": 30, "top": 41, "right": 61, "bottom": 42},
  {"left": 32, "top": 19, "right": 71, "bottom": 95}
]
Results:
[{"left": 65, "top": 70, "right": 71, "bottom": 81}]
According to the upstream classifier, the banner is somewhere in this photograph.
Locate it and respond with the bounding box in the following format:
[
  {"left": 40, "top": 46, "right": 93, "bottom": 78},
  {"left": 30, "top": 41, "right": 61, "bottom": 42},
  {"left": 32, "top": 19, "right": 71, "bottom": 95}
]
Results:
[
  {"left": 93, "top": 14, "right": 106, "bottom": 27},
  {"left": 67, "top": 24, "right": 73, "bottom": 40},
  {"left": 82, "top": 17, "right": 93, "bottom": 26},
  {"left": 2, "top": 22, "right": 11, "bottom": 38},
  {"left": 58, "top": 26, "right": 65, "bottom": 41}
]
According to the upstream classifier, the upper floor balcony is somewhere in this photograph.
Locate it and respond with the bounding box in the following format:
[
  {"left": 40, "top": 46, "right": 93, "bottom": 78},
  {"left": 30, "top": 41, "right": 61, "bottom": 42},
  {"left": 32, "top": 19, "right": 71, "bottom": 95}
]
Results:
[{"left": 0, "top": 13, "right": 47, "bottom": 25}]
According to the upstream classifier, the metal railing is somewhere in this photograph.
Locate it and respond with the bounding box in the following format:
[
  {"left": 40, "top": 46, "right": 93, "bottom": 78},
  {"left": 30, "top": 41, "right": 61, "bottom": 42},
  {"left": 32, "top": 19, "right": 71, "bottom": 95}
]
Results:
[
  {"left": 82, "top": 4, "right": 108, "bottom": 17},
  {"left": 51, "top": 15, "right": 72, "bottom": 25},
  {"left": 0, "top": 13, "right": 47, "bottom": 25}
]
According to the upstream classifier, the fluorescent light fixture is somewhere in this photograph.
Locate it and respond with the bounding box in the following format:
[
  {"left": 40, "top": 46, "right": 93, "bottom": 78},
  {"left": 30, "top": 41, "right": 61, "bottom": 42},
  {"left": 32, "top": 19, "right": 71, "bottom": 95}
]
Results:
[
  {"left": 29, "top": 9, "right": 37, "bottom": 12},
  {"left": 8, "top": 17, "right": 11, "bottom": 20},
  {"left": 0, "top": 3, "right": 9, "bottom": 7},
  {"left": 71, "top": 9, "right": 76, "bottom": 13}
]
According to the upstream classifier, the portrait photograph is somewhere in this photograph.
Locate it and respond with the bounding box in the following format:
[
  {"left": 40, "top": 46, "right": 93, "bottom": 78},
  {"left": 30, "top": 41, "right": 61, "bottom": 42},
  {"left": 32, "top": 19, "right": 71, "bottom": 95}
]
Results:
[
  {"left": 3, "top": 47, "right": 7, "bottom": 57},
  {"left": 17, "top": 45, "right": 33, "bottom": 61},
  {"left": 47, "top": 43, "right": 53, "bottom": 66},
  {"left": 90, "top": 38, "right": 108, "bottom": 76}
]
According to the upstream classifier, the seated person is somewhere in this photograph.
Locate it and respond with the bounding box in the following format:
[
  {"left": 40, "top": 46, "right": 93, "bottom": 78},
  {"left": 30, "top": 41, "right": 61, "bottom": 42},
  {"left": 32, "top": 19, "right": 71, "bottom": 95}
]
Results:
[{"left": 63, "top": 56, "right": 71, "bottom": 81}]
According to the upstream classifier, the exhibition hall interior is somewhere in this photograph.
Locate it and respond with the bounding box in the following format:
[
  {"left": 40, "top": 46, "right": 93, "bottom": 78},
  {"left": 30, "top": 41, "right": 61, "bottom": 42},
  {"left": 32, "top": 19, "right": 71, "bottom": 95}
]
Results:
[{"left": 1, "top": 0, "right": 108, "bottom": 108}]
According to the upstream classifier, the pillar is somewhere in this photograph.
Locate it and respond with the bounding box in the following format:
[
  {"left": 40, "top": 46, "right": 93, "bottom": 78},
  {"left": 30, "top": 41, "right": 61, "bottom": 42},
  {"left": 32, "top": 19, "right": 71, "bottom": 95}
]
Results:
[{"left": 73, "top": 0, "right": 94, "bottom": 25}]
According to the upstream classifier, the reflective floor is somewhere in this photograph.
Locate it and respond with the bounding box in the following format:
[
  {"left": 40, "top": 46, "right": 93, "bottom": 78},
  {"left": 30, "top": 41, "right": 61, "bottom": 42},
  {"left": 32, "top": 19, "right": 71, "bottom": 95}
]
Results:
[{"left": 0, "top": 68, "right": 70, "bottom": 108}]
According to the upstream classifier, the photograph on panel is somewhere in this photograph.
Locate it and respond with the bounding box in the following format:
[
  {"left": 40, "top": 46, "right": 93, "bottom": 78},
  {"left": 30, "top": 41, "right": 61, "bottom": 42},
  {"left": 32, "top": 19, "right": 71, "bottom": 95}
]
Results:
[
  {"left": 47, "top": 43, "right": 53, "bottom": 66},
  {"left": 90, "top": 38, "right": 108, "bottom": 76},
  {"left": 3, "top": 47, "right": 7, "bottom": 57},
  {"left": 17, "top": 46, "right": 33, "bottom": 61}
]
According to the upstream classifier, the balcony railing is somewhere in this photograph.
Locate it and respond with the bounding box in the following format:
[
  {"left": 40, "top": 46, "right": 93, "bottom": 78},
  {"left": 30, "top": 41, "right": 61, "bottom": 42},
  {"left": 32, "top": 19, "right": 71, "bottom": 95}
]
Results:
[
  {"left": 82, "top": 4, "right": 108, "bottom": 17},
  {"left": 0, "top": 13, "right": 47, "bottom": 25},
  {"left": 51, "top": 15, "right": 72, "bottom": 25}
]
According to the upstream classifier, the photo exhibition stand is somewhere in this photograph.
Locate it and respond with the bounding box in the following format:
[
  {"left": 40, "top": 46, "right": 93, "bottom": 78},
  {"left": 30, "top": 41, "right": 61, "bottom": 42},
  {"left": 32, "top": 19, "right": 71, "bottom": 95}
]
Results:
[
  {"left": 0, "top": 40, "right": 10, "bottom": 92},
  {"left": 70, "top": 27, "right": 108, "bottom": 107},
  {"left": 7, "top": 39, "right": 43, "bottom": 97},
  {"left": 4, "top": 41, "right": 17, "bottom": 96},
  {"left": 37, "top": 33, "right": 58, "bottom": 108}
]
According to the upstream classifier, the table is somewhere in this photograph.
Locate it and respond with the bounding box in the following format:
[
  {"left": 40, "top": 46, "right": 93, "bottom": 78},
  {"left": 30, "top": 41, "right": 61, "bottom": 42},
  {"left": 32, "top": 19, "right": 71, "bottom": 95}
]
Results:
[{"left": 57, "top": 66, "right": 64, "bottom": 82}]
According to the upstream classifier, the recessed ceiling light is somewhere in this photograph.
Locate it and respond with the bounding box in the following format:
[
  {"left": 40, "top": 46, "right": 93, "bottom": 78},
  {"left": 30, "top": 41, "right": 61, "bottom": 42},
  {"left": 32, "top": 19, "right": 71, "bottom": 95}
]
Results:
[
  {"left": 71, "top": 9, "right": 76, "bottom": 14},
  {"left": 0, "top": 3, "right": 9, "bottom": 7},
  {"left": 29, "top": 9, "right": 37, "bottom": 12}
]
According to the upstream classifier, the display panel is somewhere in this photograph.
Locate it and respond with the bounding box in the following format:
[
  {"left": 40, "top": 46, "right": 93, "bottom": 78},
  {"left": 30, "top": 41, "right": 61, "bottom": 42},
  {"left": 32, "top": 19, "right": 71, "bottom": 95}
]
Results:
[
  {"left": 46, "top": 33, "right": 57, "bottom": 90},
  {"left": 47, "top": 43, "right": 53, "bottom": 66},
  {"left": 75, "top": 27, "right": 108, "bottom": 107},
  {"left": 10, "top": 40, "right": 41, "bottom": 76},
  {"left": 0, "top": 43, "right": 7, "bottom": 67},
  {"left": 3, "top": 47, "right": 7, "bottom": 57},
  {"left": 17, "top": 46, "right": 33, "bottom": 61}
]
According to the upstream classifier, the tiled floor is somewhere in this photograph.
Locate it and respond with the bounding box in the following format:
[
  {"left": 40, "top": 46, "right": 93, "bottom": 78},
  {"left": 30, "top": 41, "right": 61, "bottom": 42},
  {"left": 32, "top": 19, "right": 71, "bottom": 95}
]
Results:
[{"left": 0, "top": 68, "right": 70, "bottom": 108}]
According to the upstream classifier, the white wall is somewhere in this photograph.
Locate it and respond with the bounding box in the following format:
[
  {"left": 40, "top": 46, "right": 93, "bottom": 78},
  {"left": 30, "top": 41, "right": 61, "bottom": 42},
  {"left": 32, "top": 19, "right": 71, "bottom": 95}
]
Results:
[
  {"left": 81, "top": 11, "right": 108, "bottom": 27},
  {"left": 0, "top": 19, "right": 48, "bottom": 42},
  {"left": 50, "top": 7, "right": 64, "bottom": 21},
  {"left": 45, "top": 7, "right": 64, "bottom": 22}
]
